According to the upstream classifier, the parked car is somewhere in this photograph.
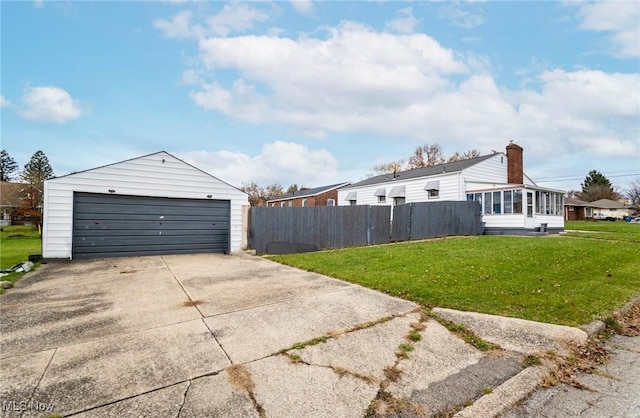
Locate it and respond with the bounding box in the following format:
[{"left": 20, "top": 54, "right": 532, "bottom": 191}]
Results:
[
  {"left": 594, "top": 213, "right": 616, "bottom": 222},
  {"left": 631, "top": 217, "right": 640, "bottom": 224}
]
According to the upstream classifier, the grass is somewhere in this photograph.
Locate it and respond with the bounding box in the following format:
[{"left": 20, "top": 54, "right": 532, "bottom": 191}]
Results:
[
  {"left": 0, "top": 225, "right": 42, "bottom": 291},
  {"left": 1, "top": 225, "right": 41, "bottom": 268},
  {"left": 565, "top": 220, "right": 640, "bottom": 243},
  {"left": 272, "top": 223, "right": 640, "bottom": 327},
  {"left": 522, "top": 355, "right": 542, "bottom": 368}
]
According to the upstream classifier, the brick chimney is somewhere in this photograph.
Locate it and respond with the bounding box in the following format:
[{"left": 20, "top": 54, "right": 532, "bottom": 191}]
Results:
[{"left": 506, "top": 141, "right": 523, "bottom": 184}]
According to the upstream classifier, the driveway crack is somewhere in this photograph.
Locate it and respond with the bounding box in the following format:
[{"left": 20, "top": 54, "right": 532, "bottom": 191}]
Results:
[
  {"left": 202, "top": 318, "right": 233, "bottom": 365},
  {"left": 162, "top": 256, "right": 205, "bottom": 318},
  {"left": 21, "top": 348, "right": 57, "bottom": 418},
  {"left": 176, "top": 380, "right": 191, "bottom": 418}
]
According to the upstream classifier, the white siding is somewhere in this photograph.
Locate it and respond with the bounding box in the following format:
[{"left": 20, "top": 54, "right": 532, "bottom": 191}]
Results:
[
  {"left": 482, "top": 214, "right": 525, "bottom": 228},
  {"left": 338, "top": 172, "right": 462, "bottom": 206},
  {"left": 534, "top": 214, "right": 564, "bottom": 228},
  {"left": 43, "top": 152, "right": 248, "bottom": 258},
  {"left": 462, "top": 154, "right": 507, "bottom": 184},
  {"left": 338, "top": 152, "right": 564, "bottom": 232}
]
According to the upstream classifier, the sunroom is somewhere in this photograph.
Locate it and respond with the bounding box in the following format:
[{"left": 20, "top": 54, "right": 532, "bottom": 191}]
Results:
[{"left": 466, "top": 186, "right": 565, "bottom": 234}]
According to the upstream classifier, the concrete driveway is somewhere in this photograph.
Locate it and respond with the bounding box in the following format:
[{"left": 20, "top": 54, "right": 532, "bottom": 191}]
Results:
[{"left": 1, "top": 254, "right": 567, "bottom": 417}]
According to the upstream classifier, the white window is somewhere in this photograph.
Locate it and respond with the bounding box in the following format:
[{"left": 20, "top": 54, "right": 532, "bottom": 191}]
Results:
[
  {"left": 349, "top": 200, "right": 357, "bottom": 206},
  {"left": 302, "top": 199, "right": 308, "bottom": 207},
  {"left": 393, "top": 197, "right": 405, "bottom": 206},
  {"left": 327, "top": 199, "right": 335, "bottom": 206},
  {"left": 427, "top": 189, "right": 439, "bottom": 199},
  {"left": 288, "top": 201, "right": 293, "bottom": 207},
  {"left": 280, "top": 202, "right": 285, "bottom": 207},
  {"left": 378, "top": 195, "right": 386, "bottom": 203}
]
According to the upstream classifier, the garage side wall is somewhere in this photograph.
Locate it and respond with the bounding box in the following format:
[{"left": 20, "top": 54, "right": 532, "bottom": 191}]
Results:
[{"left": 43, "top": 152, "right": 248, "bottom": 259}]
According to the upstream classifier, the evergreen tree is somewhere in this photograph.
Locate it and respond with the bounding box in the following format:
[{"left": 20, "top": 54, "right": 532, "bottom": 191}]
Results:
[
  {"left": 21, "top": 150, "right": 54, "bottom": 188},
  {"left": 581, "top": 170, "right": 612, "bottom": 192},
  {"left": 0, "top": 149, "right": 19, "bottom": 182},
  {"left": 579, "top": 170, "right": 618, "bottom": 201},
  {"left": 19, "top": 150, "right": 55, "bottom": 228}
]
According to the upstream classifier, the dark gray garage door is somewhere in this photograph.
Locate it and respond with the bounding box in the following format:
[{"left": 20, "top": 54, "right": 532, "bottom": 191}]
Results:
[{"left": 73, "top": 192, "right": 230, "bottom": 259}]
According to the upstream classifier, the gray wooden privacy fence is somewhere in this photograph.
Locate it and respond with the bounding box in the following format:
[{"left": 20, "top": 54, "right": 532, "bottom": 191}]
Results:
[
  {"left": 248, "top": 206, "right": 391, "bottom": 254},
  {"left": 391, "top": 201, "right": 483, "bottom": 241}
]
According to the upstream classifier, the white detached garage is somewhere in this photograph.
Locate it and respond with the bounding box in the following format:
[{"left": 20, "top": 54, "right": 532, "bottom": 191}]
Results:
[{"left": 43, "top": 151, "right": 248, "bottom": 259}]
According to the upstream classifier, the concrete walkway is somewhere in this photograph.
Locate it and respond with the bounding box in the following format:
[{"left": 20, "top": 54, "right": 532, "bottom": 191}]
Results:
[
  {"left": 0, "top": 253, "right": 608, "bottom": 417},
  {"left": 503, "top": 334, "right": 640, "bottom": 417}
]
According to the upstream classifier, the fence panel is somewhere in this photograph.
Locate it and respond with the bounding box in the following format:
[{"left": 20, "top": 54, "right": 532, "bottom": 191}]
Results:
[
  {"left": 409, "top": 201, "right": 483, "bottom": 240},
  {"left": 248, "top": 206, "right": 391, "bottom": 254},
  {"left": 391, "top": 204, "right": 411, "bottom": 241}
]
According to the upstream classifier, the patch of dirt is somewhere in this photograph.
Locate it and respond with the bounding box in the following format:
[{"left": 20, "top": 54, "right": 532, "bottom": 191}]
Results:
[
  {"left": 612, "top": 300, "right": 640, "bottom": 336},
  {"left": 225, "top": 365, "right": 265, "bottom": 418},
  {"left": 183, "top": 300, "right": 203, "bottom": 307},
  {"left": 543, "top": 342, "right": 609, "bottom": 389},
  {"left": 226, "top": 365, "right": 255, "bottom": 393}
]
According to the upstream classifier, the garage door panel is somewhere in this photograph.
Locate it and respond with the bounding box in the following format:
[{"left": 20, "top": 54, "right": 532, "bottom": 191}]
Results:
[
  {"left": 74, "top": 204, "right": 230, "bottom": 218},
  {"left": 73, "top": 212, "right": 229, "bottom": 221},
  {"left": 73, "top": 193, "right": 230, "bottom": 258},
  {"left": 74, "top": 220, "right": 229, "bottom": 230},
  {"left": 73, "top": 228, "right": 224, "bottom": 237},
  {"left": 75, "top": 194, "right": 225, "bottom": 208},
  {"left": 74, "top": 235, "right": 225, "bottom": 247},
  {"left": 76, "top": 247, "right": 229, "bottom": 259}
]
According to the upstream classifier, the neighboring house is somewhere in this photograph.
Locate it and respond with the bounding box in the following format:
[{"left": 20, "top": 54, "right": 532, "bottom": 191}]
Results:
[
  {"left": 266, "top": 182, "right": 350, "bottom": 207},
  {"left": 0, "top": 181, "right": 23, "bottom": 225},
  {"left": 564, "top": 197, "right": 593, "bottom": 221},
  {"left": 43, "top": 151, "right": 248, "bottom": 259},
  {"left": 338, "top": 142, "right": 565, "bottom": 234},
  {"left": 589, "top": 199, "right": 634, "bottom": 219}
]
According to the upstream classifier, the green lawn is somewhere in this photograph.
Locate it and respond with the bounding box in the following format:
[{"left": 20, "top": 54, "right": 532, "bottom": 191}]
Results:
[
  {"left": 0, "top": 225, "right": 42, "bottom": 288},
  {"left": 565, "top": 220, "right": 640, "bottom": 243},
  {"left": 272, "top": 224, "right": 640, "bottom": 327}
]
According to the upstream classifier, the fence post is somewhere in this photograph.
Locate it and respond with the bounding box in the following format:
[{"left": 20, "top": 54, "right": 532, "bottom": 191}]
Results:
[
  {"left": 366, "top": 205, "right": 371, "bottom": 246},
  {"left": 408, "top": 202, "right": 414, "bottom": 241}
]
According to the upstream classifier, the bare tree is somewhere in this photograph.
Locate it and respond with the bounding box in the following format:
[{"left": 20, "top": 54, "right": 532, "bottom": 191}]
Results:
[
  {"left": 447, "top": 149, "right": 481, "bottom": 163},
  {"left": 407, "top": 144, "right": 445, "bottom": 169},
  {"left": 370, "top": 143, "right": 482, "bottom": 176},
  {"left": 626, "top": 178, "right": 640, "bottom": 206},
  {"left": 240, "top": 182, "right": 284, "bottom": 206},
  {"left": 372, "top": 160, "right": 405, "bottom": 175}
]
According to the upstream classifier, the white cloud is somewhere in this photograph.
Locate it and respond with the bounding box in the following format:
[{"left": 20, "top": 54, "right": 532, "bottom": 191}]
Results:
[
  {"left": 386, "top": 7, "right": 418, "bottom": 34},
  {"left": 176, "top": 21, "right": 637, "bottom": 166},
  {"left": 575, "top": 0, "right": 640, "bottom": 57},
  {"left": 154, "top": 10, "right": 198, "bottom": 38},
  {"left": 33, "top": 0, "right": 44, "bottom": 8},
  {"left": 439, "top": 2, "right": 485, "bottom": 29},
  {"left": 177, "top": 141, "right": 339, "bottom": 186},
  {"left": 155, "top": 3, "right": 269, "bottom": 39},
  {"left": 206, "top": 2, "right": 269, "bottom": 37},
  {"left": 180, "top": 69, "right": 203, "bottom": 85},
  {"left": 290, "top": 0, "right": 313, "bottom": 14},
  {"left": 19, "top": 86, "right": 90, "bottom": 123},
  {"left": 0, "top": 95, "right": 9, "bottom": 107}
]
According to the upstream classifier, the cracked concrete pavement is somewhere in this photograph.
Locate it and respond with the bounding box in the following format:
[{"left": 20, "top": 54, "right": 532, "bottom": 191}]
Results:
[
  {"left": 0, "top": 253, "right": 601, "bottom": 417},
  {"left": 502, "top": 334, "right": 640, "bottom": 418}
]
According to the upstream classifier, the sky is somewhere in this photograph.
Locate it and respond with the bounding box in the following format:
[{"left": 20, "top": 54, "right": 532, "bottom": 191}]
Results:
[{"left": 1, "top": 0, "right": 639, "bottom": 194}]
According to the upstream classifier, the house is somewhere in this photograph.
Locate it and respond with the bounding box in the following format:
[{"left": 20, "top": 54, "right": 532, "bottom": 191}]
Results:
[
  {"left": 43, "top": 151, "right": 248, "bottom": 260},
  {"left": 266, "top": 182, "right": 350, "bottom": 207},
  {"left": 589, "top": 199, "right": 634, "bottom": 220},
  {"left": 0, "top": 181, "right": 23, "bottom": 225},
  {"left": 564, "top": 197, "right": 593, "bottom": 221},
  {"left": 338, "top": 142, "right": 565, "bottom": 234}
]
